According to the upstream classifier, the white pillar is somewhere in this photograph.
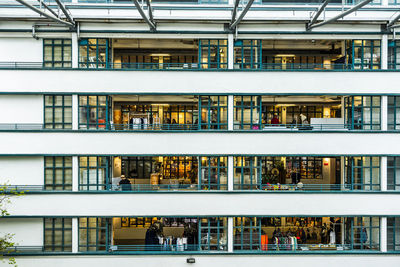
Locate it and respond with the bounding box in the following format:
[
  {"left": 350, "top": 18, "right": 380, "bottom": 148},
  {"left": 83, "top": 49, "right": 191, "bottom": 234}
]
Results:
[
  {"left": 72, "top": 156, "right": 79, "bottom": 192},
  {"left": 228, "top": 95, "right": 234, "bottom": 131},
  {"left": 227, "top": 217, "right": 234, "bottom": 252},
  {"left": 381, "top": 34, "right": 388, "bottom": 70},
  {"left": 228, "top": 34, "right": 234, "bottom": 70},
  {"left": 381, "top": 217, "right": 387, "bottom": 252},
  {"left": 228, "top": 156, "right": 234, "bottom": 191},
  {"left": 340, "top": 156, "right": 345, "bottom": 190},
  {"left": 381, "top": 156, "right": 388, "bottom": 191},
  {"left": 72, "top": 94, "right": 79, "bottom": 130},
  {"left": 381, "top": 96, "right": 388, "bottom": 131},
  {"left": 72, "top": 217, "right": 79, "bottom": 253},
  {"left": 72, "top": 32, "right": 78, "bottom": 68}
]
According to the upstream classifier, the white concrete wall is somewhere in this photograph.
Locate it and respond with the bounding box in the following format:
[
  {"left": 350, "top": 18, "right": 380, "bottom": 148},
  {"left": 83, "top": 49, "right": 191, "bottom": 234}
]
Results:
[
  {"left": 6, "top": 194, "right": 400, "bottom": 216},
  {"left": 0, "top": 132, "right": 398, "bottom": 155},
  {"left": 0, "top": 38, "right": 42, "bottom": 62},
  {"left": 1, "top": 70, "right": 400, "bottom": 94},
  {"left": 1, "top": 255, "right": 400, "bottom": 267},
  {"left": 0, "top": 95, "right": 43, "bottom": 123},
  {"left": 0, "top": 218, "right": 43, "bottom": 246},
  {"left": 0, "top": 156, "right": 43, "bottom": 185}
]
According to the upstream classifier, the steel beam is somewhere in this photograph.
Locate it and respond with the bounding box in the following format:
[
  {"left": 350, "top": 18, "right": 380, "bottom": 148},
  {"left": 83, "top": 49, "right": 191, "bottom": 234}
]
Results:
[
  {"left": 307, "top": 0, "right": 331, "bottom": 30},
  {"left": 231, "top": 0, "right": 240, "bottom": 24},
  {"left": 54, "top": 0, "right": 75, "bottom": 26},
  {"left": 131, "top": 0, "right": 156, "bottom": 31},
  {"left": 308, "top": 0, "right": 372, "bottom": 30},
  {"left": 388, "top": 12, "right": 400, "bottom": 28},
  {"left": 15, "top": 0, "right": 74, "bottom": 27},
  {"left": 145, "top": 0, "right": 154, "bottom": 22},
  {"left": 229, "top": 0, "right": 255, "bottom": 31},
  {"left": 37, "top": 0, "right": 58, "bottom": 18}
]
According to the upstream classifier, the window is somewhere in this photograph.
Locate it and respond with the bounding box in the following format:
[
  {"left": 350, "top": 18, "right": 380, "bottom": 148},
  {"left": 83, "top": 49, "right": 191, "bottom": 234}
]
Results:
[
  {"left": 234, "top": 157, "right": 262, "bottom": 190},
  {"left": 44, "top": 156, "right": 72, "bottom": 190},
  {"left": 347, "top": 217, "right": 380, "bottom": 250},
  {"left": 79, "top": 156, "right": 109, "bottom": 190},
  {"left": 199, "top": 217, "right": 227, "bottom": 251},
  {"left": 286, "top": 157, "right": 323, "bottom": 180},
  {"left": 345, "top": 157, "right": 380, "bottom": 191},
  {"left": 234, "top": 40, "right": 261, "bottom": 69},
  {"left": 388, "top": 41, "right": 400, "bottom": 69},
  {"left": 234, "top": 96, "right": 262, "bottom": 130},
  {"left": 79, "top": 95, "right": 110, "bottom": 129},
  {"left": 389, "top": 0, "right": 400, "bottom": 4},
  {"left": 350, "top": 40, "right": 381, "bottom": 70},
  {"left": 388, "top": 96, "right": 400, "bottom": 130},
  {"left": 43, "top": 39, "right": 72, "bottom": 68},
  {"left": 79, "top": 38, "right": 109, "bottom": 68},
  {"left": 234, "top": 217, "right": 261, "bottom": 250},
  {"left": 79, "top": 217, "right": 109, "bottom": 251},
  {"left": 199, "top": 96, "right": 228, "bottom": 129},
  {"left": 344, "top": 96, "right": 381, "bottom": 130},
  {"left": 387, "top": 217, "right": 400, "bottom": 251},
  {"left": 199, "top": 157, "right": 228, "bottom": 190},
  {"left": 44, "top": 218, "right": 72, "bottom": 252},
  {"left": 199, "top": 40, "right": 228, "bottom": 69},
  {"left": 387, "top": 157, "right": 400, "bottom": 190},
  {"left": 44, "top": 95, "right": 72, "bottom": 129}
]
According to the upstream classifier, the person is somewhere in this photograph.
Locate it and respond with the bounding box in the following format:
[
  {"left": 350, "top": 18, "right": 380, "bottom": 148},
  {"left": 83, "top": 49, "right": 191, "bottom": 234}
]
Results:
[
  {"left": 119, "top": 175, "right": 131, "bottom": 191},
  {"left": 271, "top": 115, "right": 280, "bottom": 125},
  {"left": 291, "top": 169, "right": 301, "bottom": 184}
]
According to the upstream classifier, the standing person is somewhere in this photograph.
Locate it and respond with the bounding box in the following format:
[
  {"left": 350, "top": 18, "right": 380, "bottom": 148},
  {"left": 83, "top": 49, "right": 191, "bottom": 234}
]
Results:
[
  {"left": 271, "top": 115, "right": 280, "bottom": 125},
  {"left": 119, "top": 175, "right": 131, "bottom": 191}
]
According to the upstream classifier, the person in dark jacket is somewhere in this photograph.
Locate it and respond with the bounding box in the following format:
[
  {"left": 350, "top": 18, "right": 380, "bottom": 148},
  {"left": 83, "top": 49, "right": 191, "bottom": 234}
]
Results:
[{"left": 119, "top": 175, "right": 131, "bottom": 191}]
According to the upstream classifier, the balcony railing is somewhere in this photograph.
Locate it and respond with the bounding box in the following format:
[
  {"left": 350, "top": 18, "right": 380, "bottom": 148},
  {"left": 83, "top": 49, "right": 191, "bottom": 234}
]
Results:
[
  {"left": 0, "top": 123, "right": 377, "bottom": 131},
  {"left": 2, "top": 183, "right": 383, "bottom": 193},
  {"left": 0, "top": 61, "right": 390, "bottom": 71}
]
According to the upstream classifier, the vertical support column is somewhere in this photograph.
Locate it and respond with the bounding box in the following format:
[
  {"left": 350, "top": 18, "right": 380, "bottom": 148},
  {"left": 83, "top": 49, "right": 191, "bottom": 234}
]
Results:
[
  {"left": 381, "top": 156, "right": 388, "bottom": 191},
  {"left": 71, "top": 33, "right": 79, "bottom": 68},
  {"left": 72, "top": 94, "right": 79, "bottom": 130},
  {"left": 341, "top": 156, "right": 345, "bottom": 190},
  {"left": 72, "top": 217, "right": 79, "bottom": 253},
  {"left": 381, "top": 34, "right": 388, "bottom": 70},
  {"left": 381, "top": 217, "right": 387, "bottom": 252},
  {"left": 228, "top": 95, "right": 234, "bottom": 131},
  {"left": 227, "top": 217, "right": 234, "bottom": 252},
  {"left": 72, "top": 156, "right": 79, "bottom": 192},
  {"left": 228, "top": 156, "right": 234, "bottom": 191},
  {"left": 381, "top": 96, "right": 388, "bottom": 131},
  {"left": 228, "top": 34, "right": 234, "bottom": 70}
]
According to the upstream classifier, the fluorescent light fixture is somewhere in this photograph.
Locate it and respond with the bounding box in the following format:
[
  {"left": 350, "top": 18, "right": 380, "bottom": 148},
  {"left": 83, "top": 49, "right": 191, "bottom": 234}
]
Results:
[
  {"left": 149, "top": 53, "right": 171, "bottom": 57},
  {"left": 275, "top": 54, "right": 296, "bottom": 57}
]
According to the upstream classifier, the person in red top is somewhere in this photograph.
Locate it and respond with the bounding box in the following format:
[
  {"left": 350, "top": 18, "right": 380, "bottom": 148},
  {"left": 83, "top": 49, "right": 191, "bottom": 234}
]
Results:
[{"left": 271, "top": 115, "right": 280, "bottom": 125}]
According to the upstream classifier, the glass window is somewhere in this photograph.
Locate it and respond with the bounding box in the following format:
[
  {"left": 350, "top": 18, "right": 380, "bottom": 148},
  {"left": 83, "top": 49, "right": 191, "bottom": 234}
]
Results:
[
  {"left": 43, "top": 39, "right": 72, "bottom": 68},
  {"left": 388, "top": 96, "right": 400, "bottom": 130},
  {"left": 79, "top": 217, "right": 109, "bottom": 251},
  {"left": 234, "top": 96, "right": 262, "bottom": 130},
  {"left": 79, "top": 38, "right": 109, "bottom": 68},
  {"left": 350, "top": 40, "right": 381, "bottom": 70},
  {"left": 344, "top": 96, "right": 381, "bottom": 130},
  {"left": 79, "top": 95, "right": 110, "bottom": 129},
  {"left": 387, "top": 157, "right": 400, "bottom": 190},
  {"left": 347, "top": 217, "right": 380, "bottom": 250},
  {"left": 387, "top": 217, "right": 400, "bottom": 251},
  {"left": 44, "top": 156, "right": 72, "bottom": 190},
  {"left": 234, "top": 157, "right": 262, "bottom": 190},
  {"left": 79, "top": 156, "right": 109, "bottom": 190},
  {"left": 234, "top": 217, "right": 261, "bottom": 250},
  {"left": 199, "top": 40, "right": 228, "bottom": 69},
  {"left": 44, "top": 218, "right": 72, "bottom": 252},
  {"left": 199, "top": 217, "right": 227, "bottom": 251},
  {"left": 345, "top": 157, "right": 380, "bottom": 191},
  {"left": 199, "top": 96, "right": 228, "bottom": 129},
  {"left": 234, "top": 40, "right": 261, "bottom": 69},
  {"left": 199, "top": 157, "right": 228, "bottom": 190},
  {"left": 44, "top": 95, "right": 72, "bottom": 129}
]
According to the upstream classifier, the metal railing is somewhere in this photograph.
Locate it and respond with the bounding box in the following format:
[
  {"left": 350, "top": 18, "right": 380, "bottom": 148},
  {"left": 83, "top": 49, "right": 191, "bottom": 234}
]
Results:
[
  {"left": 110, "top": 244, "right": 201, "bottom": 252},
  {"left": 237, "top": 123, "right": 352, "bottom": 131},
  {"left": 0, "top": 61, "right": 390, "bottom": 71},
  {"left": 5, "top": 246, "right": 44, "bottom": 253},
  {"left": 2, "top": 185, "right": 45, "bottom": 192},
  {"left": 234, "top": 184, "right": 354, "bottom": 191},
  {"left": 233, "top": 243, "right": 381, "bottom": 252}
]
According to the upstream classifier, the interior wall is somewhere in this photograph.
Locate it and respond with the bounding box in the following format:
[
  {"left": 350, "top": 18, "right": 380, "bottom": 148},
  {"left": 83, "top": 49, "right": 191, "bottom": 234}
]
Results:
[
  {"left": 0, "top": 218, "right": 43, "bottom": 246},
  {"left": 0, "top": 95, "right": 43, "bottom": 124},
  {"left": 0, "top": 37, "right": 42, "bottom": 62}
]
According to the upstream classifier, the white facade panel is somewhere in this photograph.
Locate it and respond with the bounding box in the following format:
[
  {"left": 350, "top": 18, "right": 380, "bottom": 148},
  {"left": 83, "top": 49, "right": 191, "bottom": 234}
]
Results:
[
  {"left": 0, "top": 218, "right": 43, "bottom": 246},
  {"left": 0, "top": 95, "right": 43, "bottom": 123},
  {"left": 0, "top": 132, "right": 398, "bottom": 155},
  {"left": 6, "top": 194, "right": 400, "bottom": 216},
  {"left": 0, "top": 156, "right": 43, "bottom": 185},
  {"left": 1, "top": 70, "right": 400, "bottom": 95},
  {"left": 1, "top": 255, "right": 400, "bottom": 267},
  {"left": 0, "top": 38, "right": 42, "bottom": 62}
]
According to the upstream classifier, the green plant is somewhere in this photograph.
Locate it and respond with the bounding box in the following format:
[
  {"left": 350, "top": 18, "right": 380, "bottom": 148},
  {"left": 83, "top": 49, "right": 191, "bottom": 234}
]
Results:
[{"left": 0, "top": 183, "right": 24, "bottom": 266}]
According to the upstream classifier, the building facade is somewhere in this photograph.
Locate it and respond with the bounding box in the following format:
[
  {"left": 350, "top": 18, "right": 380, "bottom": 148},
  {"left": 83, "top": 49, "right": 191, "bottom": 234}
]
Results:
[{"left": 0, "top": 0, "right": 400, "bottom": 266}]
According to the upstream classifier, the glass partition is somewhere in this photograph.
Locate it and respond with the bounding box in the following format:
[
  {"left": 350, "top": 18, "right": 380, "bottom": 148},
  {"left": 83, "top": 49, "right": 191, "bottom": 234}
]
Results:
[
  {"left": 43, "top": 39, "right": 72, "bottom": 68},
  {"left": 387, "top": 217, "right": 400, "bottom": 251},
  {"left": 344, "top": 157, "right": 380, "bottom": 191},
  {"left": 387, "top": 157, "right": 400, "bottom": 190},
  {"left": 79, "top": 38, "right": 109, "bottom": 68},
  {"left": 388, "top": 96, "right": 400, "bottom": 130},
  {"left": 344, "top": 96, "right": 381, "bottom": 130},
  {"left": 199, "top": 40, "right": 228, "bottom": 69},
  {"left": 44, "top": 95, "right": 72, "bottom": 129},
  {"left": 79, "top": 95, "right": 111, "bottom": 129}
]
